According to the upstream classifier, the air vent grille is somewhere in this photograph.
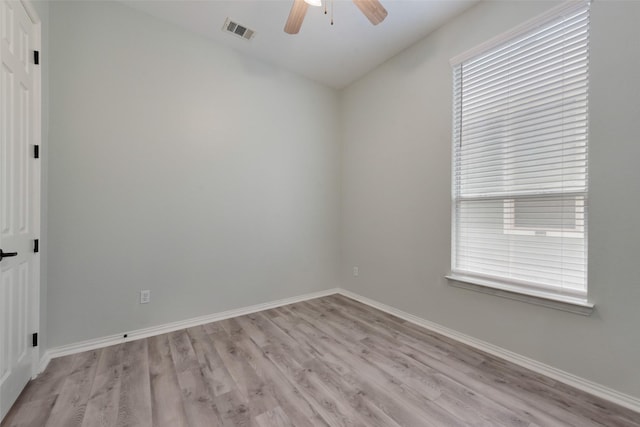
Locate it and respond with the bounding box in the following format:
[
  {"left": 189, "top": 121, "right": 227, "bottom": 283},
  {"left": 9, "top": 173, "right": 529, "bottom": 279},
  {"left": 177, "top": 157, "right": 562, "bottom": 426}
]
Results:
[{"left": 223, "top": 18, "right": 255, "bottom": 41}]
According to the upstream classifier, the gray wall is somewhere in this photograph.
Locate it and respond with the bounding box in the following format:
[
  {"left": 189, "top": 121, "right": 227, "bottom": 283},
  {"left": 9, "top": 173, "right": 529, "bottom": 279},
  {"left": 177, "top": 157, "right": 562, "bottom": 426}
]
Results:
[
  {"left": 47, "top": 1, "right": 341, "bottom": 347},
  {"left": 340, "top": 0, "right": 640, "bottom": 399}
]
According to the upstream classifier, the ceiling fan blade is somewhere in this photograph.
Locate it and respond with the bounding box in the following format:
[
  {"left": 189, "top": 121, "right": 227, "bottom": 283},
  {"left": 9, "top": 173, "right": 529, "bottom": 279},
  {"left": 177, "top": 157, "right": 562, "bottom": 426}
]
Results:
[
  {"left": 284, "top": 0, "right": 309, "bottom": 34},
  {"left": 352, "top": 0, "right": 388, "bottom": 25}
]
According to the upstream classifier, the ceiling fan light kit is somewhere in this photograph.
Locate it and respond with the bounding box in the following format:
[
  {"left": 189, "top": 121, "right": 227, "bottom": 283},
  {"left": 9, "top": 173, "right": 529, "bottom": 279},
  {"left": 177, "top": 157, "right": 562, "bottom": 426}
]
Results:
[{"left": 285, "top": 0, "right": 387, "bottom": 34}]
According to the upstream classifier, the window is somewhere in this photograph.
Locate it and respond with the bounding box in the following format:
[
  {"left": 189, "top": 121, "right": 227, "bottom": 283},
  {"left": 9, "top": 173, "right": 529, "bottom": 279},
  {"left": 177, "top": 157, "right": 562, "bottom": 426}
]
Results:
[
  {"left": 503, "top": 196, "right": 585, "bottom": 238},
  {"left": 449, "top": 1, "right": 590, "bottom": 305}
]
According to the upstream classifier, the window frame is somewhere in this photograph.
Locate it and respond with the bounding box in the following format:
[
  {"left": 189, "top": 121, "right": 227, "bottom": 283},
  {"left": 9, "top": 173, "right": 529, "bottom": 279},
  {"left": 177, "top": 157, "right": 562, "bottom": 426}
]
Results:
[{"left": 447, "top": 1, "right": 592, "bottom": 310}]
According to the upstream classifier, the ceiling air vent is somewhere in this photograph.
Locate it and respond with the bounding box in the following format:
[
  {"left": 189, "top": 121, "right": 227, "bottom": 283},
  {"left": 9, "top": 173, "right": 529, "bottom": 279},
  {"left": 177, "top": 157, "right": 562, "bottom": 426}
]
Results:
[{"left": 223, "top": 18, "right": 255, "bottom": 41}]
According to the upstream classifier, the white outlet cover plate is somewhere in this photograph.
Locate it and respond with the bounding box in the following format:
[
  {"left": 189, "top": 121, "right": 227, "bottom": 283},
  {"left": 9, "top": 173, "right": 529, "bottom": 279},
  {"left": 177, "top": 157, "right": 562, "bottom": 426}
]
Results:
[{"left": 140, "top": 290, "right": 151, "bottom": 304}]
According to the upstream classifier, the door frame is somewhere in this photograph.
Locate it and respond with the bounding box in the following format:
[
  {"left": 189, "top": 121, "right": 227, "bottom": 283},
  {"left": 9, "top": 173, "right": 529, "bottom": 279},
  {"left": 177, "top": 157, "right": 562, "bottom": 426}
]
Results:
[{"left": 18, "top": 0, "right": 41, "bottom": 379}]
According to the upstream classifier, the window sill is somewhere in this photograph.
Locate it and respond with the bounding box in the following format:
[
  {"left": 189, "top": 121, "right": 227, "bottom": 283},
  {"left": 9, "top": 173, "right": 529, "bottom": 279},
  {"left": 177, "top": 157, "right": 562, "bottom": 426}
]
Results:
[{"left": 445, "top": 274, "right": 594, "bottom": 316}]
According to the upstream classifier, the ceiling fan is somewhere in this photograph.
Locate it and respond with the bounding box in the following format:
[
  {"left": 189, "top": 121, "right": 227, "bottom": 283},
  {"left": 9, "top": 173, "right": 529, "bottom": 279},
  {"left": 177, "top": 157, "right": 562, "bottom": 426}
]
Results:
[{"left": 284, "top": 0, "right": 388, "bottom": 34}]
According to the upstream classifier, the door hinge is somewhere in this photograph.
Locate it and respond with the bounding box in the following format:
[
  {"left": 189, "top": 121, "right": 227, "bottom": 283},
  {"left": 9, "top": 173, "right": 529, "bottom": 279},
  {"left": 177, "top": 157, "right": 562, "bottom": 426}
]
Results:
[
  {"left": 32, "top": 333, "right": 38, "bottom": 347},
  {"left": 34, "top": 239, "right": 39, "bottom": 253},
  {"left": 34, "top": 145, "right": 40, "bottom": 159},
  {"left": 34, "top": 50, "right": 39, "bottom": 65}
]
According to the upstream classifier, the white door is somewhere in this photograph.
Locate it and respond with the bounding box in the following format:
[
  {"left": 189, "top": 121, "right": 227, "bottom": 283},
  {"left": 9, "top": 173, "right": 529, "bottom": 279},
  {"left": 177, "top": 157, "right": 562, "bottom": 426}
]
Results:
[{"left": 0, "top": 0, "right": 40, "bottom": 421}]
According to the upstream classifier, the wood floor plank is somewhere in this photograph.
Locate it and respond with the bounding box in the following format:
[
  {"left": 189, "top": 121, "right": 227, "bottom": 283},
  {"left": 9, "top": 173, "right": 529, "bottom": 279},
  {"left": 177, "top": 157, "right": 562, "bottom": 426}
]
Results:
[
  {"left": 302, "top": 358, "right": 402, "bottom": 427},
  {"left": 288, "top": 308, "right": 470, "bottom": 427},
  {"left": 294, "top": 302, "right": 565, "bottom": 427},
  {"left": 235, "top": 314, "right": 269, "bottom": 347},
  {"left": 201, "top": 321, "right": 226, "bottom": 336},
  {"left": 239, "top": 312, "right": 317, "bottom": 365},
  {"left": 351, "top": 310, "right": 578, "bottom": 426},
  {"left": 81, "top": 344, "right": 124, "bottom": 427},
  {"left": 211, "top": 389, "right": 251, "bottom": 427},
  {"left": 479, "top": 355, "right": 640, "bottom": 427},
  {"left": 262, "top": 341, "right": 368, "bottom": 427},
  {"left": 318, "top": 303, "right": 591, "bottom": 425},
  {"left": 116, "top": 339, "right": 152, "bottom": 427},
  {"left": 2, "top": 355, "right": 74, "bottom": 427},
  {"left": 186, "top": 326, "right": 235, "bottom": 397},
  {"left": 360, "top": 334, "right": 530, "bottom": 427},
  {"left": 210, "top": 328, "right": 251, "bottom": 402},
  {"left": 168, "top": 330, "right": 223, "bottom": 427},
  {"left": 11, "top": 355, "right": 75, "bottom": 404},
  {"left": 212, "top": 333, "right": 279, "bottom": 419},
  {"left": 1, "top": 396, "right": 57, "bottom": 427},
  {"left": 328, "top": 294, "right": 487, "bottom": 365},
  {"left": 268, "top": 309, "right": 350, "bottom": 377},
  {"left": 44, "top": 350, "right": 101, "bottom": 427},
  {"left": 147, "top": 335, "right": 189, "bottom": 427},
  {"left": 219, "top": 318, "right": 250, "bottom": 342},
  {"left": 300, "top": 316, "right": 468, "bottom": 427},
  {"left": 236, "top": 338, "right": 328, "bottom": 427},
  {"left": 340, "top": 299, "right": 619, "bottom": 427},
  {"left": 254, "top": 406, "right": 293, "bottom": 427},
  {"left": 4, "top": 295, "right": 639, "bottom": 427},
  {"left": 467, "top": 361, "right": 613, "bottom": 427}
]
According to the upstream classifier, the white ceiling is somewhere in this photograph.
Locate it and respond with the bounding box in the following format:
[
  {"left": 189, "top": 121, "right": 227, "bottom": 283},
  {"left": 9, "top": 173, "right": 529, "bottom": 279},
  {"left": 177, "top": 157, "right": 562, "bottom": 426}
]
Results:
[{"left": 120, "top": 0, "right": 478, "bottom": 89}]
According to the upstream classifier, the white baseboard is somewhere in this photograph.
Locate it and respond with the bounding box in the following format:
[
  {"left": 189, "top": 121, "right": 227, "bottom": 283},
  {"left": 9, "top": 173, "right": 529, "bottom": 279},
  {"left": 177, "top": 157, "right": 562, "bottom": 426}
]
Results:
[
  {"left": 38, "top": 351, "right": 51, "bottom": 374},
  {"left": 37, "top": 286, "right": 640, "bottom": 414},
  {"left": 41, "top": 288, "right": 340, "bottom": 364},
  {"left": 336, "top": 289, "right": 640, "bottom": 414}
]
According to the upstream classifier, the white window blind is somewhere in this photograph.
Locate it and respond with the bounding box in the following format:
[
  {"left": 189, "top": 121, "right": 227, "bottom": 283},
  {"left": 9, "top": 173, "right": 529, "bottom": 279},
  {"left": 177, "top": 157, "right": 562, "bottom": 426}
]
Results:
[{"left": 450, "top": 1, "right": 590, "bottom": 303}]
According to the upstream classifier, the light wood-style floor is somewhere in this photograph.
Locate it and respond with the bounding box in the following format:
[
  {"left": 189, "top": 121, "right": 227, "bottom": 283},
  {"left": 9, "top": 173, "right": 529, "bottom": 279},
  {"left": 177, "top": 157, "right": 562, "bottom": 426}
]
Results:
[{"left": 2, "top": 294, "right": 638, "bottom": 427}]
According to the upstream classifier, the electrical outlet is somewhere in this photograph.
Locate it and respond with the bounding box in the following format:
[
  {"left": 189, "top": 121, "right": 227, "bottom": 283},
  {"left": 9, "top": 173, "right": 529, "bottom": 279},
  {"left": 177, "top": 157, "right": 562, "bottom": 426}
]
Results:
[
  {"left": 140, "top": 290, "right": 151, "bottom": 304},
  {"left": 353, "top": 266, "right": 359, "bottom": 277}
]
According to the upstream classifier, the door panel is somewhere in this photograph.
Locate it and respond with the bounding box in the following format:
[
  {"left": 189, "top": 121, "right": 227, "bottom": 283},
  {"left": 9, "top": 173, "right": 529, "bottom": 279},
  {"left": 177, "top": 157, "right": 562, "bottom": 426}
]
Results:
[{"left": 0, "top": 0, "right": 37, "bottom": 420}]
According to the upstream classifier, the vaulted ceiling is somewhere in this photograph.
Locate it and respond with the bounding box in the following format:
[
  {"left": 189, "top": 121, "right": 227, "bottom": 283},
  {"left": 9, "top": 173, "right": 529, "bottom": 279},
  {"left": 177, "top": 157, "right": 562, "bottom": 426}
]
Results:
[{"left": 120, "top": 0, "right": 478, "bottom": 88}]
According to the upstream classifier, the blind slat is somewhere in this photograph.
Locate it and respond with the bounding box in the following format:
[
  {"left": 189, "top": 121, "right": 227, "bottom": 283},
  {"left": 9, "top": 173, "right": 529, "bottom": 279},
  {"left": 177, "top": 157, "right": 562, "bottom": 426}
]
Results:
[{"left": 462, "top": 41, "right": 588, "bottom": 96}]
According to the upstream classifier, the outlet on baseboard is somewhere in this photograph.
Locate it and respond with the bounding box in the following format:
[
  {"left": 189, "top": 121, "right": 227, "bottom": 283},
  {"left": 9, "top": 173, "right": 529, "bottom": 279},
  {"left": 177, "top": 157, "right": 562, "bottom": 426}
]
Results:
[
  {"left": 353, "top": 266, "right": 359, "bottom": 277},
  {"left": 140, "top": 290, "right": 151, "bottom": 304}
]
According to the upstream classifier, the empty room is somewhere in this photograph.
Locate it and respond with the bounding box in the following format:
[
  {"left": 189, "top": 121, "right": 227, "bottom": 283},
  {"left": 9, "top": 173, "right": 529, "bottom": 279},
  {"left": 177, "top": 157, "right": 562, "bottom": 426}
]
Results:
[{"left": 1, "top": 0, "right": 639, "bottom": 425}]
